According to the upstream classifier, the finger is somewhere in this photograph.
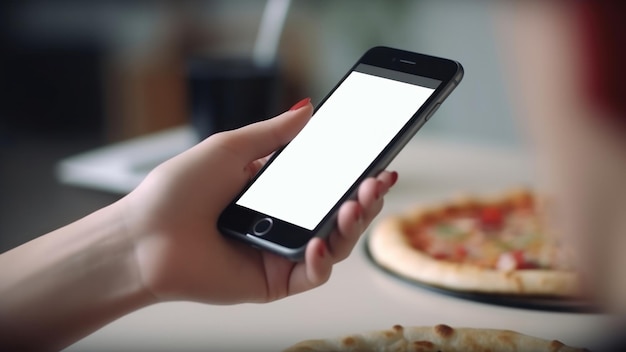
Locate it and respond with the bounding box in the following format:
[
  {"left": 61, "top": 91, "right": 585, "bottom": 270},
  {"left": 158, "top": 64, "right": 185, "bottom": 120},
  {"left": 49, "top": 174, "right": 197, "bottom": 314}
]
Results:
[
  {"left": 327, "top": 171, "right": 399, "bottom": 260},
  {"left": 359, "top": 170, "right": 398, "bottom": 222},
  {"left": 288, "top": 171, "right": 398, "bottom": 293},
  {"left": 328, "top": 177, "right": 382, "bottom": 261},
  {"left": 356, "top": 177, "right": 385, "bottom": 223},
  {"left": 287, "top": 238, "right": 332, "bottom": 295},
  {"left": 216, "top": 100, "right": 313, "bottom": 162},
  {"left": 245, "top": 152, "right": 276, "bottom": 179},
  {"left": 327, "top": 200, "right": 363, "bottom": 262},
  {"left": 377, "top": 169, "right": 399, "bottom": 190}
]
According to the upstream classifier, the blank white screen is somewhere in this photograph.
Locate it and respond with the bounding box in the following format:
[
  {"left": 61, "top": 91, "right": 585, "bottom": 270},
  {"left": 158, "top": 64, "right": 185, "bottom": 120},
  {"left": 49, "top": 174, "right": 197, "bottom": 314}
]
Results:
[{"left": 236, "top": 71, "right": 435, "bottom": 230}]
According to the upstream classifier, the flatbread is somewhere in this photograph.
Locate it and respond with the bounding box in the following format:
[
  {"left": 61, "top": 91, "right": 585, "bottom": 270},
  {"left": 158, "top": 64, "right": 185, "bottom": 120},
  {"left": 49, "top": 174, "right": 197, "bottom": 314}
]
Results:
[{"left": 283, "top": 324, "right": 589, "bottom": 351}]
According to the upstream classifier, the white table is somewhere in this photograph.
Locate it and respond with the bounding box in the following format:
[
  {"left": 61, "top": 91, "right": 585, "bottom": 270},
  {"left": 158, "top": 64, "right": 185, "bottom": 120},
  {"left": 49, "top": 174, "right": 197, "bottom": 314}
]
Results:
[{"left": 63, "top": 130, "right": 611, "bottom": 351}]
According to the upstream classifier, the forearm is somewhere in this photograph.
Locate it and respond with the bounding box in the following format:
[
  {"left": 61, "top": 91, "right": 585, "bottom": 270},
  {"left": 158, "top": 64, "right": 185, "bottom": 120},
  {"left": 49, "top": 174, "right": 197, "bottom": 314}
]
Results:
[{"left": 0, "top": 201, "right": 155, "bottom": 351}]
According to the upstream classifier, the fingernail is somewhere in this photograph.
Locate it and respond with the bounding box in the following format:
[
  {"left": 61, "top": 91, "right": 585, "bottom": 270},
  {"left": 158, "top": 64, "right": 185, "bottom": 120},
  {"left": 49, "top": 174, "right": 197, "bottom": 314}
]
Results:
[
  {"left": 289, "top": 97, "right": 311, "bottom": 111},
  {"left": 318, "top": 242, "right": 327, "bottom": 258},
  {"left": 390, "top": 171, "right": 399, "bottom": 187}
]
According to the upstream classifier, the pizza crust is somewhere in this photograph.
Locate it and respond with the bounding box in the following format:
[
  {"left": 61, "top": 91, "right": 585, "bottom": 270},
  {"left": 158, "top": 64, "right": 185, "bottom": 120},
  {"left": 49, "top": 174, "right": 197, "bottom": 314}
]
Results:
[
  {"left": 368, "top": 210, "right": 580, "bottom": 297},
  {"left": 283, "top": 324, "right": 589, "bottom": 351}
]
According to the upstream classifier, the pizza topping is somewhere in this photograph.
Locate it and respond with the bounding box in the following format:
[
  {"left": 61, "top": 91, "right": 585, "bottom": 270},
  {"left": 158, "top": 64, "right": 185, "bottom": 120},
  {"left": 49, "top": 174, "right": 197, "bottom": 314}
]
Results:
[
  {"left": 368, "top": 189, "right": 581, "bottom": 298},
  {"left": 454, "top": 245, "right": 468, "bottom": 261},
  {"left": 496, "top": 251, "right": 518, "bottom": 271},
  {"left": 496, "top": 250, "right": 540, "bottom": 271},
  {"left": 404, "top": 190, "right": 572, "bottom": 271},
  {"left": 433, "top": 222, "right": 468, "bottom": 239},
  {"left": 479, "top": 206, "right": 504, "bottom": 230}
]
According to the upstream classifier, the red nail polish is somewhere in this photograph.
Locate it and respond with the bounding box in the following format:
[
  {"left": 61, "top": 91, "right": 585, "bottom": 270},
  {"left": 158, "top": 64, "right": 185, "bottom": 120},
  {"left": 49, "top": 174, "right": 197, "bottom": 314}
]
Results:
[
  {"left": 318, "top": 242, "right": 326, "bottom": 258},
  {"left": 289, "top": 97, "right": 311, "bottom": 111},
  {"left": 390, "top": 171, "right": 399, "bottom": 187}
]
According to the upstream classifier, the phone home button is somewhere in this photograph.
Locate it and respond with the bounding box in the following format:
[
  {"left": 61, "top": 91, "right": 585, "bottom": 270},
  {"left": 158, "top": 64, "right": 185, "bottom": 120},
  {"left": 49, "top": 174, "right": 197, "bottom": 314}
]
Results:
[{"left": 252, "top": 218, "right": 273, "bottom": 236}]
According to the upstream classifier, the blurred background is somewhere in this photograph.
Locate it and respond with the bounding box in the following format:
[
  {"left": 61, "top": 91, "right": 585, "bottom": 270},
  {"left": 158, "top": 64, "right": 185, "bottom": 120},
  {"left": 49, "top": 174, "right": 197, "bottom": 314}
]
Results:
[{"left": 0, "top": 0, "right": 522, "bottom": 252}]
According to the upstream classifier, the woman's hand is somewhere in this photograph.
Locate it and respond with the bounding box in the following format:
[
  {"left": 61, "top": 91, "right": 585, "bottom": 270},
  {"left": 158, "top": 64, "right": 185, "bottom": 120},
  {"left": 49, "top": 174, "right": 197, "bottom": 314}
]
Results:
[
  {"left": 0, "top": 99, "right": 397, "bottom": 350},
  {"left": 122, "top": 100, "right": 398, "bottom": 304}
]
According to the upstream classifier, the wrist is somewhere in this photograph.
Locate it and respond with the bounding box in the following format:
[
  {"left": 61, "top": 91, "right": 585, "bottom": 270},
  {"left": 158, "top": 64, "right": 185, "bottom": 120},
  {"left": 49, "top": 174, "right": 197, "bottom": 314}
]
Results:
[
  {"left": 0, "top": 201, "right": 157, "bottom": 350},
  {"left": 106, "top": 198, "right": 160, "bottom": 306},
  {"left": 116, "top": 192, "right": 170, "bottom": 301}
]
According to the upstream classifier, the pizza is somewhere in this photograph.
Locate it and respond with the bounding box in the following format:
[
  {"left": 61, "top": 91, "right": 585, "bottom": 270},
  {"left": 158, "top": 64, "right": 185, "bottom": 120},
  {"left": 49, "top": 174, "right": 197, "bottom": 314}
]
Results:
[
  {"left": 283, "top": 324, "right": 589, "bottom": 351},
  {"left": 368, "top": 188, "right": 581, "bottom": 297}
]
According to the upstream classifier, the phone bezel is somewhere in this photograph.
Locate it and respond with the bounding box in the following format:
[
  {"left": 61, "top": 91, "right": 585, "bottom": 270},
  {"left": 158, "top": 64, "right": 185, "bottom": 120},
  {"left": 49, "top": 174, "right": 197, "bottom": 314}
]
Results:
[{"left": 218, "top": 46, "right": 464, "bottom": 260}]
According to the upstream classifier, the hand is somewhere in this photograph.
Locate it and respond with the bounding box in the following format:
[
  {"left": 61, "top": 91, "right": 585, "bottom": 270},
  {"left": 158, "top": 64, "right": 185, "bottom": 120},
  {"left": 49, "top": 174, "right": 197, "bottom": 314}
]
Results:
[{"left": 121, "top": 100, "right": 398, "bottom": 304}]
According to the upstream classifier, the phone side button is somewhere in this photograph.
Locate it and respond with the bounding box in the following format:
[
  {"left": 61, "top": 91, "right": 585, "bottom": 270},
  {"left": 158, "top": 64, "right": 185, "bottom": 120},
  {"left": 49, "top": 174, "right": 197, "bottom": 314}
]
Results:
[{"left": 425, "top": 103, "right": 441, "bottom": 122}]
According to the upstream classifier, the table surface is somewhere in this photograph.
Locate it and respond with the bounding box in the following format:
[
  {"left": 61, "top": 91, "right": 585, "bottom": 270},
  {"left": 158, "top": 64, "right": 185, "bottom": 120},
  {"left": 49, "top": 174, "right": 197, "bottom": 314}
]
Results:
[{"left": 65, "top": 131, "right": 611, "bottom": 351}]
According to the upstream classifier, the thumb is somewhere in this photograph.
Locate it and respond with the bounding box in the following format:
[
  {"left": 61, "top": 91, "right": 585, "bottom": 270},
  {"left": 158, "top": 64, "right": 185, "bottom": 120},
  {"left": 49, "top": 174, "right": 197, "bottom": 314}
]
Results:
[{"left": 218, "top": 98, "right": 313, "bottom": 161}]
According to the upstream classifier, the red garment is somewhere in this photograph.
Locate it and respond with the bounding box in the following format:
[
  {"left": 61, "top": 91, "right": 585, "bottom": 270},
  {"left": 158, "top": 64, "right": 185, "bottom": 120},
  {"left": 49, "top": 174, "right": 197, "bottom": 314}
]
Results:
[{"left": 576, "top": 1, "right": 626, "bottom": 122}]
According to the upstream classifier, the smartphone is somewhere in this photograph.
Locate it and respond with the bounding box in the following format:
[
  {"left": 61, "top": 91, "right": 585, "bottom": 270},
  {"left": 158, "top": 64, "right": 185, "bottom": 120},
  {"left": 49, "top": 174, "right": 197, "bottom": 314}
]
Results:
[{"left": 218, "top": 46, "right": 463, "bottom": 260}]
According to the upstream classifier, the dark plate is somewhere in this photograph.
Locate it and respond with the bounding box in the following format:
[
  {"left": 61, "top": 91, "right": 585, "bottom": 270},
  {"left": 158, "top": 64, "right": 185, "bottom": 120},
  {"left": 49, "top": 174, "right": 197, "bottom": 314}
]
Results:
[{"left": 363, "top": 236, "right": 602, "bottom": 313}]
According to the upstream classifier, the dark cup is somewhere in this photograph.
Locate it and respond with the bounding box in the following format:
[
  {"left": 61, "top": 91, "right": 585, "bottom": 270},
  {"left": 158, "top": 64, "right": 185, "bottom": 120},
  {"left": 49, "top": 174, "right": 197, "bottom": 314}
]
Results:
[{"left": 187, "top": 57, "right": 282, "bottom": 141}]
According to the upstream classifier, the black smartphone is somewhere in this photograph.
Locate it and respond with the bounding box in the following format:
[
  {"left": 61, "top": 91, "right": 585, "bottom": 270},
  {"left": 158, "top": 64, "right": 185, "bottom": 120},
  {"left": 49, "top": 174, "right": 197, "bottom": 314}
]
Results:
[{"left": 218, "top": 46, "right": 463, "bottom": 260}]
